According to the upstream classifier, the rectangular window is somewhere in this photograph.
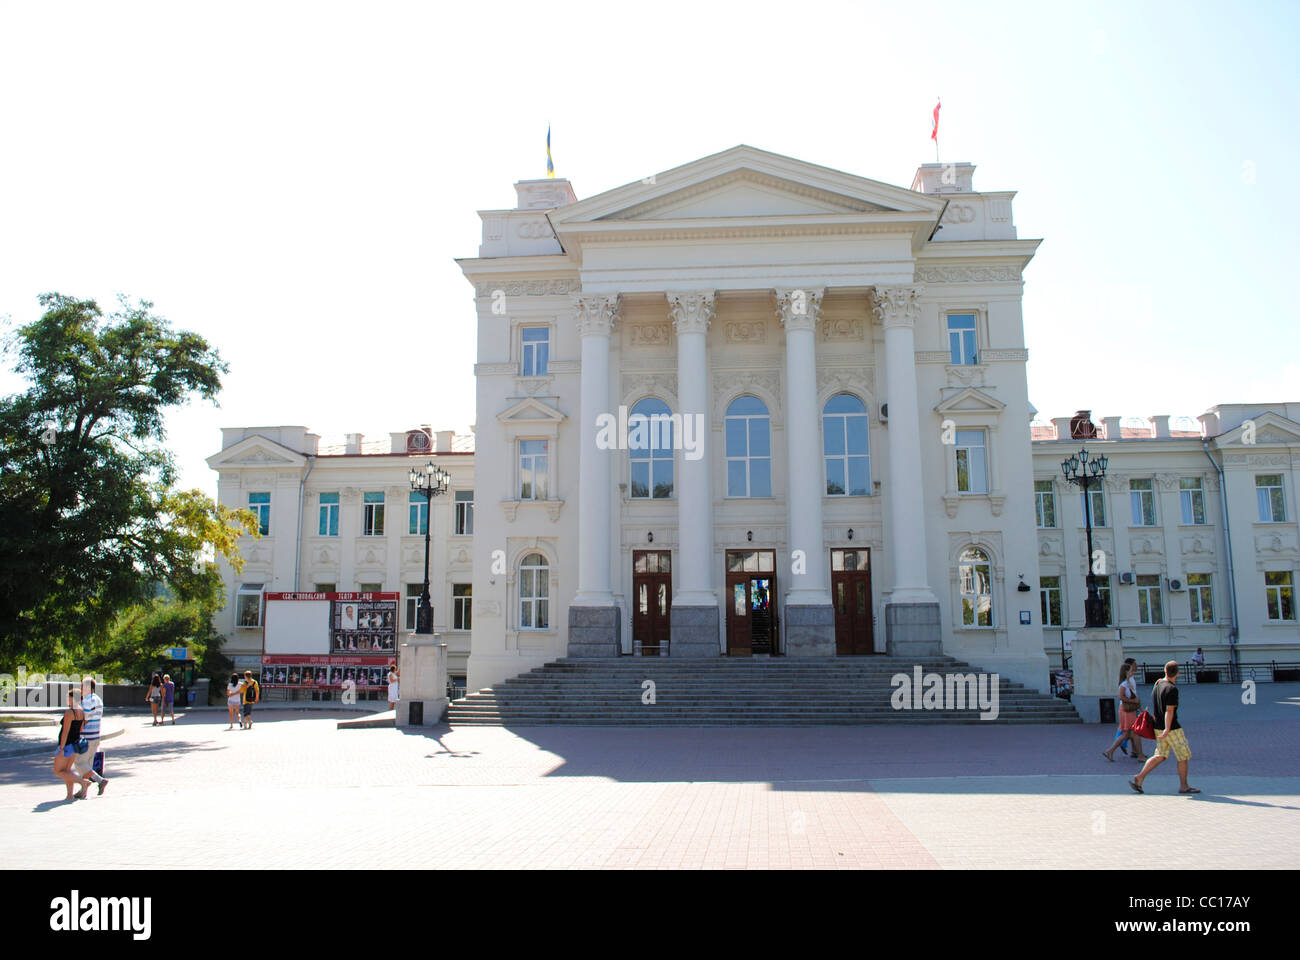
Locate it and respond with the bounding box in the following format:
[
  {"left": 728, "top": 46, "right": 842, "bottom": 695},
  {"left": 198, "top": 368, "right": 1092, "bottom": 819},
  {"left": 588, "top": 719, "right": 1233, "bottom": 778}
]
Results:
[
  {"left": 1039, "top": 575, "right": 1062, "bottom": 626},
  {"left": 314, "top": 583, "right": 336, "bottom": 594},
  {"left": 1034, "top": 480, "right": 1057, "bottom": 528},
  {"left": 1083, "top": 487, "right": 1108, "bottom": 527},
  {"left": 1136, "top": 574, "right": 1163, "bottom": 625},
  {"left": 519, "top": 440, "right": 549, "bottom": 500},
  {"left": 1130, "top": 478, "right": 1156, "bottom": 526},
  {"left": 318, "top": 492, "right": 339, "bottom": 537},
  {"left": 1179, "top": 478, "right": 1206, "bottom": 525},
  {"left": 405, "top": 583, "right": 421, "bottom": 630},
  {"left": 408, "top": 490, "right": 428, "bottom": 535},
  {"left": 362, "top": 492, "right": 385, "bottom": 536},
  {"left": 1257, "top": 475, "right": 1287, "bottom": 523},
  {"left": 947, "top": 313, "right": 978, "bottom": 365},
  {"left": 248, "top": 492, "right": 270, "bottom": 536},
  {"left": 454, "top": 490, "right": 474, "bottom": 535},
  {"left": 452, "top": 583, "right": 472, "bottom": 631},
  {"left": 1097, "top": 577, "right": 1113, "bottom": 626},
  {"left": 1187, "top": 573, "right": 1213, "bottom": 624},
  {"left": 358, "top": 582, "right": 383, "bottom": 594},
  {"left": 236, "top": 583, "right": 264, "bottom": 628},
  {"left": 521, "top": 326, "right": 549, "bottom": 376},
  {"left": 955, "top": 430, "right": 988, "bottom": 494},
  {"left": 1265, "top": 571, "right": 1296, "bottom": 621}
]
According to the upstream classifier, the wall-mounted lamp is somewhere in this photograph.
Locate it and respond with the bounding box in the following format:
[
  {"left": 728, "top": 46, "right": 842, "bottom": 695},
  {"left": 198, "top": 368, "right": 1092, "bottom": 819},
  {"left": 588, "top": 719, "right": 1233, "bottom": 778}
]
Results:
[
  {"left": 747, "top": 530, "right": 753, "bottom": 542},
  {"left": 1017, "top": 574, "right": 1032, "bottom": 593},
  {"left": 647, "top": 531, "right": 654, "bottom": 543},
  {"left": 847, "top": 529, "right": 854, "bottom": 541}
]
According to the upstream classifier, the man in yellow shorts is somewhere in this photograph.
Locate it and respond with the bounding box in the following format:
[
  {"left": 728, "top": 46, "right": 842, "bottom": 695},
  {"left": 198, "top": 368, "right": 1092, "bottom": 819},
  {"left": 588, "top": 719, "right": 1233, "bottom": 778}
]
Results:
[{"left": 1130, "top": 660, "right": 1199, "bottom": 794}]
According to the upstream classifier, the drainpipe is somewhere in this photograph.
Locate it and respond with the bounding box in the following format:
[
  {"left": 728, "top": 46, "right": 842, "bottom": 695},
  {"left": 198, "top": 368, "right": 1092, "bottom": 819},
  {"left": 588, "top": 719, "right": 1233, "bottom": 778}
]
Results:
[
  {"left": 1202, "top": 439, "right": 1239, "bottom": 679},
  {"left": 294, "top": 455, "right": 316, "bottom": 591}
]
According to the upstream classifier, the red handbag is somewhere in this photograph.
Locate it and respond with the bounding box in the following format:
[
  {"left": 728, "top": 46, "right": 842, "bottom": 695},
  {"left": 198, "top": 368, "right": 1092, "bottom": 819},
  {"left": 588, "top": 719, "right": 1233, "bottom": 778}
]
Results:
[{"left": 1132, "top": 709, "right": 1155, "bottom": 740}]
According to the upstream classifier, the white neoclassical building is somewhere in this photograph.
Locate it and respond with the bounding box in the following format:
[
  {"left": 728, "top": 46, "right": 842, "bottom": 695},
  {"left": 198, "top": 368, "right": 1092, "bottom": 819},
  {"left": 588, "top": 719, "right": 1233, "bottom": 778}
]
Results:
[{"left": 458, "top": 146, "right": 1050, "bottom": 694}]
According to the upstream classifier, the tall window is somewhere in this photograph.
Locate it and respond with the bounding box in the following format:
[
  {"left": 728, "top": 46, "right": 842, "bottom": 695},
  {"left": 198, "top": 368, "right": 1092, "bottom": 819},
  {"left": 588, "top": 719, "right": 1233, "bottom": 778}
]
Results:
[
  {"left": 958, "top": 547, "right": 993, "bottom": 627},
  {"left": 248, "top": 492, "right": 270, "bottom": 535},
  {"left": 519, "top": 553, "right": 549, "bottom": 630},
  {"left": 521, "top": 326, "right": 549, "bottom": 376},
  {"left": 454, "top": 490, "right": 474, "bottom": 535},
  {"left": 1039, "top": 575, "right": 1063, "bottom": 626},
  {"left": 822, "top": 394, "right": 870, "bottom": 496},
  {"left": 362, "top": 492, "right": 385, "bottom": 536},
  {"left": 318, "top": 492, "right": 339, "bottom": 537},
  {"left": 1136, "top": 575, "right": 1163, "bottom": 625},
  {"left": 1180, "top": 478, "right": 1206, "bottom": 525},
  {"left": 405, "top": 583, "right": 421, "bottom": 630},
  {"left": 629, "top": 397, "right": 675, "bottom": 499},
  {"left": 1188, "top": 573, "right": 1213, "bottom": 624},
  {"left": 519, "top": 440, "right": 549, "bottom": 500},
  {"left": 236, "top": 583, "right": 264, "bottom": 627},
  {"left": 1257, "top": 475, "right": 1287, "bottom": 523},
  {"left": 947, "top": 313, "right": 978, "bottom": 365},
  {"left": 409, "top": 490, "right": 428, "bottom": 535},
  {"left": 1034, "top": 480, "right": 1057, "bottom": 528},
  {"left": 1265, "top": 571, "right": 1296, "bottom": 621},
  {"left": 1130, "top": 478, "right": 1156, "bottom": 526},
  {"left": 955, "top": 430, "right": 988, "bottom": 494},
  {"left": 725, "top": 396, "right": 771, "bottom": 498},
  {"left": 452, "top": 584, "right": 472, "bottom": 631},
  {"left": 1083, "top": 487, "right": 1108, "bottom": 527}
]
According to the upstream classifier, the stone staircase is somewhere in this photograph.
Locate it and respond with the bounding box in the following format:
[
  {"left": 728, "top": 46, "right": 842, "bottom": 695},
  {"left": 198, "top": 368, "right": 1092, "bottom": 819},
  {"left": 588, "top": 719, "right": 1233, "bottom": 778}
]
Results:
[{"left": 447, "top": 656, "right": 1080, "bottom": 726}]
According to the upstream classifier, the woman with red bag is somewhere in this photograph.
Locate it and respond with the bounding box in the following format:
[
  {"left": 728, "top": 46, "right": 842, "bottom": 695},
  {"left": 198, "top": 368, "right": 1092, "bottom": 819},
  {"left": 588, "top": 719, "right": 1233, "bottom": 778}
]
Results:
[{"left": 1103, "top": 659, "right": 1147, "bottom": 762}]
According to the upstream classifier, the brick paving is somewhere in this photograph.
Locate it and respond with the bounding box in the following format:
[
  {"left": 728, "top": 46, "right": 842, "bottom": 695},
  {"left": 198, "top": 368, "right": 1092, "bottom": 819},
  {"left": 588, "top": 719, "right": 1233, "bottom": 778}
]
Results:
[{"left": 0, "top": 684, "right": 1296, "bottom": 869}]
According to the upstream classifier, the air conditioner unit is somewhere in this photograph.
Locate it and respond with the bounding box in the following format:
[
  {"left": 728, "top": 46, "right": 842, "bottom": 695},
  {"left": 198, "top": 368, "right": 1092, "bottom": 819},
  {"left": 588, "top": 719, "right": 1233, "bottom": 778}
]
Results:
[
  {"left": 1118, "top": 572, "right": 1135, "bottom": 585},
  {"left": 879, "top": 402, "right": 889, "bottom": 423},
  {"left": 1168, "top": 578, "right": 1185, "bottom": 592}
]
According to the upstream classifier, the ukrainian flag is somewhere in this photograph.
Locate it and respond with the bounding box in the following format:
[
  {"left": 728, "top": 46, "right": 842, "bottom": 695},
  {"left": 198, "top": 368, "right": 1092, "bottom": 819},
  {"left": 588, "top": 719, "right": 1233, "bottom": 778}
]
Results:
[{"left": 546, "top": 125, "right": 554, "bottom": 179}]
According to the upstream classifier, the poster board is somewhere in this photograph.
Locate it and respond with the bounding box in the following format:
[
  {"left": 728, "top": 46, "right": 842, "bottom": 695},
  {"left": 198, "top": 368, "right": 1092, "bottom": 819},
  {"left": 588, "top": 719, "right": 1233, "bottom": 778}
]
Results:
[{"left": 261, "top": 592, "right": 398, "bottom": 688}]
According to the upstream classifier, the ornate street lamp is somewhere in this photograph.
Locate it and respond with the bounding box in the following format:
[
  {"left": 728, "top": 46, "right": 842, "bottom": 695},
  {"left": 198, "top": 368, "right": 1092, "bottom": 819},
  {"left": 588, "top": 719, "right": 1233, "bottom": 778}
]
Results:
[
  {"left": 408, "top": 460, "right": 450, "bottom": 634},
  {"left": 1060, "top": 443, "right": 1110, "bottom": 628}
]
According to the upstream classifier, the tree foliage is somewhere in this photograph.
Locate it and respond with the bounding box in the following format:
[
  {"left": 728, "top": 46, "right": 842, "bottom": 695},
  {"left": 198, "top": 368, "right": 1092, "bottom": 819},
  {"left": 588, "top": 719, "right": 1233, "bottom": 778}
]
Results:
[{"left": 0, "top": 293, "right": 259, "bottom": 666}]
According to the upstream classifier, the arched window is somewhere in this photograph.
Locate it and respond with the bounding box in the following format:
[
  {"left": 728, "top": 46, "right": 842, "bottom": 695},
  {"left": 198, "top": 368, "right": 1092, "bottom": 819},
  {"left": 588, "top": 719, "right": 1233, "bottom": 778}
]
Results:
[
  {"left": 628, "top": 397, "right": 674, "bottom": 499},
  {"left": 822, "top": 393, "right": 870, "bottom": 496},
  {"left": 958, "top": 547, "right": 993, "bottom": 627},
  {"left": 725, "top": 396, "right": 771, "bottom": 497},
  {"left": 519, "top": 553, "right": 549, "bottom": 630}
]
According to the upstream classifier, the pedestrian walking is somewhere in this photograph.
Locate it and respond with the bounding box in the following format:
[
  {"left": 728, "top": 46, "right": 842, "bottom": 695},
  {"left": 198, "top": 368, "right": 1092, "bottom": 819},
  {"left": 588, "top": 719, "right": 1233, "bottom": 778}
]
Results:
[
  {"left": 73, "top": 678, "right": 109, "bottom": 798},
  {"left": 1103, "top": 659, "right": 1147, "bottom": 762},
  {"left": 226, "top": 673, "right": 244, "bottom": 730},
  {"left": 1130, "top": 660, "right": 1199, "bottom": 794},
  {"left": 54, "top": 690, "right": 91, "bottom": 801},
  {"left": 162, "top": 674, "right": 177, "bottom": 724},
  {"left": 145, "top": 673, "right": 164, "bottom": 726},
  {"left": 387, "top": 664, "right": 399, "bottom": 711},
  {"left": 240, "top": 670, "right": 260, "bottom": 729}
]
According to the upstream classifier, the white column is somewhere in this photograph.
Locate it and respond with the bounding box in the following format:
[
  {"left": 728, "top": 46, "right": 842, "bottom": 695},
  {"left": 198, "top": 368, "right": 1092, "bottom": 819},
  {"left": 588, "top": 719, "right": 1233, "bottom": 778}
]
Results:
[
  {"left": 668, "top": 291, "right": 716, "bottom": 606},
  {"left": 776, "top": 287, "right": 831, "bottom": 605},
  {"left": 873, "top": 285, "right": 936, "bottom": 604},
  {"left": 572, "top": 294, "right": 620, "bottom": 606}
]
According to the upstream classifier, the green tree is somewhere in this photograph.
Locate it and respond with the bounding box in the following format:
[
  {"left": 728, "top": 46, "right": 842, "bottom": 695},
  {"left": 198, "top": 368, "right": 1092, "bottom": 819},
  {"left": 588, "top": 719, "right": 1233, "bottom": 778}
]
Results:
[{"left": 0, "top": 293, "right": 258, "bottom": 666}]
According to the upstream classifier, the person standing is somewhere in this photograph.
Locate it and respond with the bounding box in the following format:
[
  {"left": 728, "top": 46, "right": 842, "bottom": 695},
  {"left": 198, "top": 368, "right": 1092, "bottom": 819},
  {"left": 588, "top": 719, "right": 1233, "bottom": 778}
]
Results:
[
  {"left": 145, "top": 673, "right": 163, "bottom": 726},
  {"left": 226, "top": 674, "right": 244, "bottom": 730},
  {"left": 54, "top": 690, "right": 90, "bottom": 801},
  {"left": 73, "top": 678, "right": 109, "bottom": 798},
  {"left": 162, "top": 674, "right": 177, "bottom": 724},
  {"left": 1103, "top": 659, "right": 1146, "bottom": 763},
  {"left": 1130, "top": 660, "right": 1199, "bottom": 794},
  {"left": 387, "top": 665, "right": 399, "bottom": 712},
  {"left": 241, "top": 670, "right": 260, "bottom": 729}
]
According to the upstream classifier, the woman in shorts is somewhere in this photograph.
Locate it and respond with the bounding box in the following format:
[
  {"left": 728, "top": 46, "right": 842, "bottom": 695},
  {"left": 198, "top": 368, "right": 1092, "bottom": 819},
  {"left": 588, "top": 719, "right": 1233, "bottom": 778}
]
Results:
[
  {"left": 145, "top": 673, "right": 164, "bottom": 726},
  {"left": 226, "top": 673, "right": 244, "bottom": 730},
  {"left": 54, "top": 689, "right": 90, "bottom": 801}
]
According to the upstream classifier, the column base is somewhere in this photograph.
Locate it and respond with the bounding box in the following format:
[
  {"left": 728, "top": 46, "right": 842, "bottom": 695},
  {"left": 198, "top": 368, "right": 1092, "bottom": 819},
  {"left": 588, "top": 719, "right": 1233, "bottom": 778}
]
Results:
[
  {"left": 1070, "top": 627, "right": 1123, "bottom": 723},
  {"left": 885, "top": 602, "right": 943, "bottom": 657},
  {"left": 784, "top": 604, "right": 835, "bottom": 656},
  {"left": 567, "top": 606, "right": 621, "bottom": 657},
  {"left": 670, "top": 605, "right": 720, "bottom": 657}
]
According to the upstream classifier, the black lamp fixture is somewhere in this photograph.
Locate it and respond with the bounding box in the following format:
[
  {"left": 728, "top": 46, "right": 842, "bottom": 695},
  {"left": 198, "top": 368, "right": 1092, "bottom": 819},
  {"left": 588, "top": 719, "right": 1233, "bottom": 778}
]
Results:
[
  {"left": 847, "top": 528, "right": 854, "bottom": 541},
  {"left": 408, "top": 459, "right": 451, "bottom": 634},
  {"left": 1017, "top": 574, "right": 1031, "bottom": 593},
  {"left": 1060, "top": 437, "right": 1110, "bottom": 627},
  {"left": 747, "top": 530, "right": 753, "bottom": 542},
  {"left": 647, "top": 531, "right": 654, "bottom": 543}
]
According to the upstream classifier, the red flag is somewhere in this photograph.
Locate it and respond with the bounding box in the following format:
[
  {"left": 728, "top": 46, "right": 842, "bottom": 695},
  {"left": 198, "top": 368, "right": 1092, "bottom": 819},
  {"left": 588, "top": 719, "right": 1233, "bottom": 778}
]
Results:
[{"left": 931, "top": 98, "right": 941, "bottom": 141}]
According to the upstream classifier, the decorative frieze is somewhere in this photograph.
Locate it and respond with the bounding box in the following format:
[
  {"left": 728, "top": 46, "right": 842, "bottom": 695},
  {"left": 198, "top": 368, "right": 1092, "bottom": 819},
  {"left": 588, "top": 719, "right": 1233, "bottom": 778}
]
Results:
[
  {"left": 621, "top": 371, "right": 678, "bottom": 404},
  {"left": 916, "top": 264, "right": 1021, "bottom": 283},
  {"left": 816, "top": 366, "right": 873, "bottom": 399},
  {"left": 820, "top": 315, "right": 865, "bottom": 341},
  {"left": 629, "top": 322, "right": 673, "bottom": 347},
  {"left": 474, "top": 278, "right": 580, "bottom": 298},
  {"left": 725, "top": 320, "right": 768, "bottom": 343}
]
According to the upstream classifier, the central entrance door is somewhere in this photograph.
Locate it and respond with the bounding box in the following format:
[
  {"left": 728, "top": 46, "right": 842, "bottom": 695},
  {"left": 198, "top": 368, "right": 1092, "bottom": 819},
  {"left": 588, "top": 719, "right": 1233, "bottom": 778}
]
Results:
[
  {"left": 830, "top": 548, "right": 875, "bottom": 654},
  {"left": 632, "top": 551, "right": 671, "bottom": 656},
  {"left": 725, "top": 550, "right": 778, "bottom": 656}
]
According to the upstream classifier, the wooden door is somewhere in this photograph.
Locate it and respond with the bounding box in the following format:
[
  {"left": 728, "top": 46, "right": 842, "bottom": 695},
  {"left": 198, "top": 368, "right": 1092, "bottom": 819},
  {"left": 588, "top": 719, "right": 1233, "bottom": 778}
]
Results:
[
  {"left": 726, "top": 575, "right": 752, "bottom": 656},
  {"left": 725, "top": 550, "right": 776, "bottom": 656},
  {"left": 633, "top": 551, "right": 672, "bottom": 656},
  {"left": 831, "top": 548, "right": 874, "bottom": 655}
]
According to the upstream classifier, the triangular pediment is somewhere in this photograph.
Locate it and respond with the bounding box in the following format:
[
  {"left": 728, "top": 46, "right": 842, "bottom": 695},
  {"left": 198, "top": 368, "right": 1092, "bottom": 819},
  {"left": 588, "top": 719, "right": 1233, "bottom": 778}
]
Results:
[
  {"left": 206, "top": 435, "right": 307, "bottom": 469},
  {"left": 550, "top": 145, "right": 944, "bottom": 226},
  {"left": 935, "top": 387, "right": 1006, "bottom": 415},
  {"left": 498, "top": 397, "right": 567, "bottom": 424},
  {"left": 1217, "top": 411, "right": 1300, "bottom": 445}
]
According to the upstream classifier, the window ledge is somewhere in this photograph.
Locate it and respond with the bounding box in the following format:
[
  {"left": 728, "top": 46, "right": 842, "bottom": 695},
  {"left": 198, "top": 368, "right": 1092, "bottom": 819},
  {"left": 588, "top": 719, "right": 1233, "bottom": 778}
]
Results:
[{"left": 501, "top": 499, "right": 565, "bottom": 522}]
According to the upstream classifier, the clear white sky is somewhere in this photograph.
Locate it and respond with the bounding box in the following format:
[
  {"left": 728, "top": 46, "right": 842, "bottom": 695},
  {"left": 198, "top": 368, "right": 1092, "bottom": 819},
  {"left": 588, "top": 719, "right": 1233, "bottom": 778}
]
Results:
[{"left": 3, "top": 0, "right": 1298, "bottom": 495}]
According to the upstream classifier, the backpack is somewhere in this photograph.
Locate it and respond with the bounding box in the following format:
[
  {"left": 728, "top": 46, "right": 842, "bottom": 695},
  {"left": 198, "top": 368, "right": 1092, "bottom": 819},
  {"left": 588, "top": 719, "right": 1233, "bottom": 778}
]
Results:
[{"left": 245, "top": 680, "right": 260, "bottom": 703}]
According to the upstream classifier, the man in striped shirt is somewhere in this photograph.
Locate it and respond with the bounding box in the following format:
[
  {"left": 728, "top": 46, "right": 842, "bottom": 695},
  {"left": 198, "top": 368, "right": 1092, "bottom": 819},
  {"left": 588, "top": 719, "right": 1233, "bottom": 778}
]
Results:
[{"left": 73, "top": 677, "right": 109, "bottom": 798}]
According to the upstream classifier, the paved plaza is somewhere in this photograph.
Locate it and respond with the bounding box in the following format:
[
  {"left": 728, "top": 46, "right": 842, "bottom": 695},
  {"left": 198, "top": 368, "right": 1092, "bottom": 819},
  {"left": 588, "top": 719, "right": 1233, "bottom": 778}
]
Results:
[{"left": 1, "top": 683, "right": 1296, "bottom": 869}]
